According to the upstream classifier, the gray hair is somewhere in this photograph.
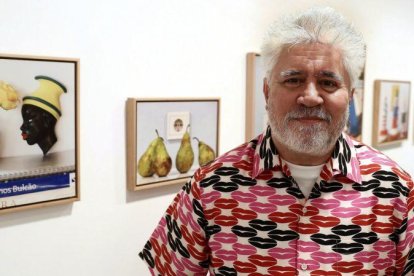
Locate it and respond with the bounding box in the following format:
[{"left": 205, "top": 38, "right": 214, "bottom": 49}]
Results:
[{"left": 261, "top": 6, "right": 365, "bottom": 88}]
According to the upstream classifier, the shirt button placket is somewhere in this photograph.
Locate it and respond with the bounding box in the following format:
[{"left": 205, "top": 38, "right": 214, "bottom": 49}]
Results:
[
  {"left": 298, "top": 263, "right": 310, "bottom": 276},
  {"left": 301, "top": 263, "right": 307, "bottom": 271},
  {"left": 298, "top": 203, "right": 310, "bottom": 276}
]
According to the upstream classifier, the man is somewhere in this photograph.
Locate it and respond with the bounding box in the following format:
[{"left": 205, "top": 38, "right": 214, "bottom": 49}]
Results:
[{"left": 140, "top": 7, "right": 414, "bottom": 275}]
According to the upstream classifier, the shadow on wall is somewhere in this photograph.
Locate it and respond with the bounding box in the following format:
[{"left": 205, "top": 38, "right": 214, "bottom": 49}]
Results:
[
  {"left": 125, "top": 182, "right": 183, "bottom": 203},
  {"left": 0, "top": 203, "right": 74, "bottom": 229}
]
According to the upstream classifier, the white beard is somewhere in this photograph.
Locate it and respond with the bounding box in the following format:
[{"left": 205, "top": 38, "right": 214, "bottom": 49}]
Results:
[{"left": 268, "top": 105, "right": 348, "bottom": 156}]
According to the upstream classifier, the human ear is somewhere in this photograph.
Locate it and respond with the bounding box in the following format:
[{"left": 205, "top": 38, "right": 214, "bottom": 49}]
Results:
[
  {"left": 263, "top": 78, "right": 269, "bottom": 102},
  {"left": 349, "top": 88, "right": 355, "bottom": 104}
]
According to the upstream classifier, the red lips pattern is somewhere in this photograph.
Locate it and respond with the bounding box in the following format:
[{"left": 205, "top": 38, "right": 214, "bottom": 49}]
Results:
[{"left": 140, "top": 129, "right": 414, "bottom": 275}]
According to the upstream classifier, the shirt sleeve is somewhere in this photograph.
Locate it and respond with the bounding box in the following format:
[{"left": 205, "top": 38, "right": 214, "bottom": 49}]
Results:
[
  {"left": 139, "top": 177, "right": 210, "bottom": 276},
  {"left": 395, "top": 171, "right": 414, "bottom": 275}
]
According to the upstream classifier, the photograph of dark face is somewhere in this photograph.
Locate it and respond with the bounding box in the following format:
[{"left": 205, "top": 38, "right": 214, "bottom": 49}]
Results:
[{"left": 20, "top": 104, "right": 56, "bottom": 146}]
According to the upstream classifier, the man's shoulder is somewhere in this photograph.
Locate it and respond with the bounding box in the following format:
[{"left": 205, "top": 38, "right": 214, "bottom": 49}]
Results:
[
  {"left": 350, "top": 138, "right": 413, "bottom": 182},
  {"left": 214, "top": 138, "right": 259, "bottom": 165},
  {"left": 192, "top": 138, "right": 260, "bottom": 182}
]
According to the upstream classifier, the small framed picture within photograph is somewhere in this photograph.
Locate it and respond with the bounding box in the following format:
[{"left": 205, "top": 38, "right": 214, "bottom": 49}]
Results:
[
  {"left": 126, "top": 98, "right": 220, "bottom": 191},
  {"left": 372, "top": 80, "right": 411, "bottom": 148},
  {"left": 166, "top": 111, "right": 190, "bottom": 140}
]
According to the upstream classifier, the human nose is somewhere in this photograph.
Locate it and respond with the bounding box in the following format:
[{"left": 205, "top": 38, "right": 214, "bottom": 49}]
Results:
[{"left": 297, "top": 82, "right": 324, "bottom": 107}]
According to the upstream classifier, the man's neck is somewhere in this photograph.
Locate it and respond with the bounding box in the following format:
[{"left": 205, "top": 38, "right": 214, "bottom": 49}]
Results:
[{"left": 272, "top": 139, "right": 332, "bottom": 166}]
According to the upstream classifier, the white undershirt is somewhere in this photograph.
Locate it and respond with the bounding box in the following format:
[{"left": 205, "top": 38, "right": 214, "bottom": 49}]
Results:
[{"left": 284, "top": 160, "right": 324, "bottom": 198}]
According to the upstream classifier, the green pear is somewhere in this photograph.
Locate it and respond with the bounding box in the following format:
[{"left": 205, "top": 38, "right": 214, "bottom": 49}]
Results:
[
  {"left": 194, "top": 137, "right": 215, "bottom": 166},
  {"left": 175, "top": 124, "right": 194, "bottom": 173},
  {"left": 153, "top": 130, "right": 172, "bottom": 177},
  {"left": 137, "top": 132, "right": 158, "bottom": 177}
]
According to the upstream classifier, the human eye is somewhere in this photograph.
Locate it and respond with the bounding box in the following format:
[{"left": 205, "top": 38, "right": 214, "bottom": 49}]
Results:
[
  {"left": 282, "top": 78, "right": 303, "bottom": 88},
  {"left": 318, "top": 79, "right": 339, "bottom": 92}
]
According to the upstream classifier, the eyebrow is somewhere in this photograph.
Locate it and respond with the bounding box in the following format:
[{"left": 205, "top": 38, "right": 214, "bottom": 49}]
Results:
[
  {"left": 317, "top": 70, "right": 344, "bottom": 82},
  {"left": 279, "top": 70, "right": 303, "bottom": 78},
  {"left": 278, "top": 69, "right": 345, "bottom": 82}
]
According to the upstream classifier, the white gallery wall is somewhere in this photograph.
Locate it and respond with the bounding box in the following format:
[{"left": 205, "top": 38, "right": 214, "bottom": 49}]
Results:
[{"left": 0, "top": 0, "right": 414, "bottom": 275}]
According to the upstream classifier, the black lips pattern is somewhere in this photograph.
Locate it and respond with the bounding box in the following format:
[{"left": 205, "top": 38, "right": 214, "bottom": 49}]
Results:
[
  {"left": 139, "top": 248, "right": 155, "bottom": 268},
  {"left": 206, "top": 225, "right": 221, "bottom": 237},
  {"left": 311, "top": 233, "right": 340, "bottom": 245},
  {"left": 183, "top": 181, "right": 191, "bottom": 193},
  {"left": 167, "top": 232, "right": 177, "bottom": 251},
  {"left": 287, "top": 187, "right": 304, "bottom": 199},
  {"left": 396, "top": 218, "right": 408, "bottom": 235},
  {"left": 392, "top": 181, "right": 410, "bottom": 197},
  {"left": 176, "top": 238, "right": 190, "bottom": 258},
  {"left": 248, "top": 219, "right": 277, "bottom": 231},
  {"left": 213, "top": 182, "right": 239, "bottom": 192},
  {"left": 230, "top": 174, "right": 257, "bottom": 186},
  {"left": 248, "top": 236, "right": 277, "bottom": 249},
  {"left": 200, "top": 175, "right": 221, "bottom": 187},
  {"left": 193, "top": 199, "right": 205, "bottom": 219},
  {"left": 352, "top": 232, "right": 379, "bottom": 244},
  {"left": 231, "top": 225, "right": 258, "bottom": 237},
  {"left": 139, "top": 241, "right": 155, "bottom": 268},
  {"left": 402, "top": 249, "right": 414, "bottom": 275},
  {"left": 320, "top": 181, "right": 343, "bottom": 193},
  {"left": 332, "top": 242, "right": 364, "bottom": 254},
  {"left": 372, "top": 171, "right": 400, "bottom": 181},
  {"left": 268, "top": 229, "right": 299, "bottom": 241},
  {"left": 353, "top": 179, "right": 381, "bottom": 191},
  {"left": 267, "top": 177, "right": 291, "bottom": 188},
  {"left": 217, "top": 266, "right": 237, "bottom": 276},
  {"left": 260, "top": 127, "right": 277, "bottom": 170},
  {"left": 309, "top": 184, "right": 321, "bottom": 199},
  {"left": 199, "top": 259, "right": 209, "bottom": 268},
  {"left": 372, "top": 187, "right": 400, "bottom": 198},
  {"left": 332, "top": 225, "right": 362, "bottom": 236}
]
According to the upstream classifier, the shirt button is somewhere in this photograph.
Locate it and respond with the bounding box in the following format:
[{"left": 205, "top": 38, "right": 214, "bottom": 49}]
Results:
[
  {"left": 301, "top": 263, "right": 307, "bottom": 271},
  {"left": 303, "top": 207, "right": 307, "bottom": 214}
]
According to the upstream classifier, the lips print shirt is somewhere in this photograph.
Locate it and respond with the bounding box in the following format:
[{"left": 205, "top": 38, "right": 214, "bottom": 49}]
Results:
[{"left": 139, "top": 127, "right": 414, "bottom": 275}]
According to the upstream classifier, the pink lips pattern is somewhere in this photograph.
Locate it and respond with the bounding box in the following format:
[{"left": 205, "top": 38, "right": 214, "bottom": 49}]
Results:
[
  {"left": 311, "top": 251, "right": 341, "bottom": 264},
  {"left": 140, "top": 130, "right": 414, "bottom": 275},
  {"left": 330, "top": 207, "right": 361, "bottom": 218}
]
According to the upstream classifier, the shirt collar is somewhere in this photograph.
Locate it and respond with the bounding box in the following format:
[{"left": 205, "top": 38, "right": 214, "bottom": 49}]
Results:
[{"left": 251, "top": 126, "right": 362, "bottom": 184}]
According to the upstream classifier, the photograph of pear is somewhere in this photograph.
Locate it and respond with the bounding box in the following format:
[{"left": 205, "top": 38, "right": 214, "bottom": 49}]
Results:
[
  {"left": 129, "top": 98, "right": 219, "bottom": 190},
  {"left": 138, "top": 130, "right": 172, "bottom": 178},
  {"left": 175, "top": 124, "right": 194, "bottom": 174},
  {"left": 193, "top": 137, "right": 215, "bottom": 166}
]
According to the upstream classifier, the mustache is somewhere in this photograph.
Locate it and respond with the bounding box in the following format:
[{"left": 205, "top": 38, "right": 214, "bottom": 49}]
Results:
[{"left": 285, "top": 106, "right": 332, "bottom": 123}]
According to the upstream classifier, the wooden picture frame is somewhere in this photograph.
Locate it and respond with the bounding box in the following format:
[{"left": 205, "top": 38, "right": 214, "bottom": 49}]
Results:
[
  {"left": 245, "top": 52, "right": 365, "bottom": 141},
  {"left": 126, "top": 98, "right": 220, "bottom": 191},
  {"left": 0, "top": 53, "right": 80, "bottom": 214},
  {"left": 372, "top": 80, "right": 411, "bottom": 148},
  {"left": 245, "top": 53, "right": 267, "bottom": 141}
]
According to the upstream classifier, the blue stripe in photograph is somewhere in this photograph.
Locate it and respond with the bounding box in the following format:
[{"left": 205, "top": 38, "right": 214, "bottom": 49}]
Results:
[{"left": 0, "top": 173, "right": 71, "bottom": 198}]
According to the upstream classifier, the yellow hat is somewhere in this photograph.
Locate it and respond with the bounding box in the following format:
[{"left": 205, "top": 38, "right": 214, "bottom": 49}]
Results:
[{"left": 23, "top": 76, "right": 67, "bottom": 119}]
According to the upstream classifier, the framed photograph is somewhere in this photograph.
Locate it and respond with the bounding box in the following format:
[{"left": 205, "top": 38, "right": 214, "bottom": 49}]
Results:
[
  {"left": 126, "top": 98, "right": 220, "bottom": 191},
  {"left": 0, "top": 53, "right": 80, "bottom": 214},
  {"left": 245, "top": 53, "right": 267, "bottom": 141},
  {"left": 166, "top": 111, "right": 190, "bottom": 140},
  {"left": 245, "top": 52, "right": 365, "bottom": 141},
  {"left": 372, "top": 80, "right": 411, "bottom": 147}
]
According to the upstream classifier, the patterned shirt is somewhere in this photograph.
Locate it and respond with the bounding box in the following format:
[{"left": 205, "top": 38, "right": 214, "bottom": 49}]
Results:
[{"left": 139, "top": 127, "right": 414, "bottom": 275}]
